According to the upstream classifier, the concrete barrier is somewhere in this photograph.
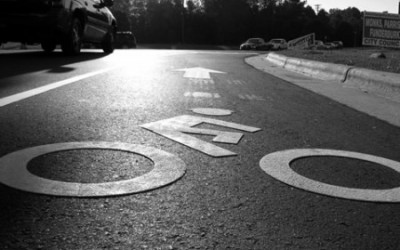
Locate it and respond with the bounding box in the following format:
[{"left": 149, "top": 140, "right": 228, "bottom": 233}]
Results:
[
  {"left": 264, "top": 52, "right": 400, "bottom": 102},
  {"left": 284, "top": 57, "right": 350, "bottom": 82},
  {"left": 266, "top": 52, "right": 350, "bottom": 82},
  {"left": 265, "top": 52, "right": 287, "bottom": 67},
  {"left": 345, "top": 68, "right": 400, "bottom": 101}
]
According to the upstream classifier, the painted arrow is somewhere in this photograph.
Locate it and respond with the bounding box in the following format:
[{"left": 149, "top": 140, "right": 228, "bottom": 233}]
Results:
[{"left": 174, "top": 67, "right": 226, "bottom": 79}]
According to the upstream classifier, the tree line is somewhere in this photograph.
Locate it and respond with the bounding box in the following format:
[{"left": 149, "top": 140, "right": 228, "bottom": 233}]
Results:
[{"left": 110, "top": 0, "right": 363, "bottom": 47}]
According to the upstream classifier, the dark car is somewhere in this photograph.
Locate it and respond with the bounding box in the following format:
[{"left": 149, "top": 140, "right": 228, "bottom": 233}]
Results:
[
  {"left": 115, "top": 31, "right": 137, "bottom": 49},
  {"left": 0, "top": 0, "right": 117, "bottom": 55},
  {"left": 240, "top": 38, "right": 272, "bottom": 51}
]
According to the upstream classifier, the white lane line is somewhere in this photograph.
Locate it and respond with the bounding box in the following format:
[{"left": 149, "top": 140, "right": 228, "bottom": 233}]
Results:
[
  {"left": 0, "top": 66, "right": 118, "bottom": 108},
  {"left": 238, "top": 94, "right": 265, "bottom": 101},
  {"left": 184, "top": 92, "right": 221, "bottom": 98}
]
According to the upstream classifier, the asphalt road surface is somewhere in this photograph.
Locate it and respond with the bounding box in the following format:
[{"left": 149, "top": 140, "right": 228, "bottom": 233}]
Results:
[{"left": 1, "top": 48, "right": 400, "bottom": 249}]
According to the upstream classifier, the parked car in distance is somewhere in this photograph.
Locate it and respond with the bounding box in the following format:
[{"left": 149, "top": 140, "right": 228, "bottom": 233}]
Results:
[
  {"left": 240, "top": 38, "right": 272, "bottom": 51},
  {"left": 332, "top": 41, "right": 344, "bottom": 49},
  {"left": 268, "top": 38, "right": 288, "bottom": 50},
  {"left": 310, "top": 40, "right": 343, "bottom": 50},
  {"left": 115, "top": 31, "right": 137, "bottom": 49},
  {"left": 314, "top": 40, "right": 324, "bottom": 46},
  {"left": 0, "top": 0, "right": 117, "bottom": 55},
  {"left": 323, "top": 42, "right": 334, "bottom": 49},
  {"left": 310, "top": 40, "right": 330, "bottom": 50}
]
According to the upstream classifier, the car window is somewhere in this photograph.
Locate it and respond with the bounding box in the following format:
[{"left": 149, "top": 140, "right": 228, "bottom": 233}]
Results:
[{"left": 248, "top": 39, "right": 263, "bottom": 44}]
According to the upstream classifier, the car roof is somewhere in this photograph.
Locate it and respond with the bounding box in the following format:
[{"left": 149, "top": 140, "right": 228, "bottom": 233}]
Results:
[{"left": 247, "top": 38, "right": 264, "bottom": 41}]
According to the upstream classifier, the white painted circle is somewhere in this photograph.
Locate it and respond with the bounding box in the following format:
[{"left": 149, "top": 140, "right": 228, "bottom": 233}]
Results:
[
  {"left": 259, "top": 149, "right": 400, "bottom": 203},
  {"left": 191, "top": 108, "right": 233, "bottom": 116},
  {"left": 0, "top": 142, "right": 186, "bottom": 197}
]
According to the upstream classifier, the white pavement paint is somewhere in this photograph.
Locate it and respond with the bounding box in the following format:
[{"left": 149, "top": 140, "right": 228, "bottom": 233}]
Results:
[
  {"left": 0, "top": 67, "right": 117, "bottom": 108},
  {"left": 238, "top": 94, "right": 266, "bottom": 101},
  {"left": 141, "top": 115, "right": 261, "bottom": 157},
  {"left": 226, "top": 80, "right": 247, "bottom": 85},
  {"left": 175, "top": 67, "right": 226, "bottom": 79},
  {"left": 260, "top": 149, "right": 400, "bottom": 203},
  {"left": 184, "top": 92, "right": 221, "bottom": 98},
  {"left": 0, "top": 142, "right": 186, "bottom": 197},
  {"left": 191, "top": 108, "right": 233, "bottom": 116},
  {"left": 188, "top": 79, "right": 215, "bottom": 85}
]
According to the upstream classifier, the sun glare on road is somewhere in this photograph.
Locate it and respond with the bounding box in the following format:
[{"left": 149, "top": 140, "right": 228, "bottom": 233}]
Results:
[{"left": 107, "top": 50, "right": 178, "bottom": 80}]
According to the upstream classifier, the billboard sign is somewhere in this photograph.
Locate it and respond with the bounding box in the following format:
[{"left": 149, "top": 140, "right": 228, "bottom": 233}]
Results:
[
  {"left": 288, "top": 33, "right": 315, "bottom": 49},
  {"left": 363, "top": 11, "right": 400, "bottom": 48}
]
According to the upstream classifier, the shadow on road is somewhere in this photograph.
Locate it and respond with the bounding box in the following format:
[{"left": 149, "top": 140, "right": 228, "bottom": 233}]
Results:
[{"left": 0, "top": 50, "right": 108, "bottom": 80}]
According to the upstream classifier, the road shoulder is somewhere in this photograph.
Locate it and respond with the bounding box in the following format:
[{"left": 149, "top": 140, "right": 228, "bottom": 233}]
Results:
[{"left": 246, "top": 55, "right": 400, "bottom": 127}]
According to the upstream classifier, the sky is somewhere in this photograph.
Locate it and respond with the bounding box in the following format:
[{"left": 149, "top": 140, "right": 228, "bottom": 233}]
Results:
[{"left": 305, "top": 0, "right": 399, "bottom": 14}]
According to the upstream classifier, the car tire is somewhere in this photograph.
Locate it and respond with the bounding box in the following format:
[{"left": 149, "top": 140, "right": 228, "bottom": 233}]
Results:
[
  {"left": 102, "top": 30, "right": 115, "bottom": 54},
  {"left": 41, "top": 41, "right": 56, "bottom": 53},
  {"left": 62, "top": 18, "right": 82, "bottom": 55}
]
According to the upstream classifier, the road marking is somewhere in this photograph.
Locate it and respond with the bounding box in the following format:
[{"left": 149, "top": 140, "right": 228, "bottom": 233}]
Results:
[
  {"left": 175, "top": 67, "right": 226, "bottom": 79},
  {"left": 141, "top": 115, "right": 261, "bottom": 157},
  {"left": 184, "top": 92, "right": 220, "bottom": 98},
  {"left": 259, "top": 149, "right": 400, "bottom": 203},
  {"left": 0, "top": 67, "right": 117, "bottom": 108},
  {"left": 189, "top": 79, "right": 215, "bottom": 85},
  {"left": 227, "top": 80, "right": 246, "bottom": 85},
  {"left": 191, "top": 108, "right": 233, "bottom": 116},
  {"left": 238, "top": 94, "right": 266, "bottom": 101},
  {"left": 0, "top": 142, "right": 186, "bottom": 197}
]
